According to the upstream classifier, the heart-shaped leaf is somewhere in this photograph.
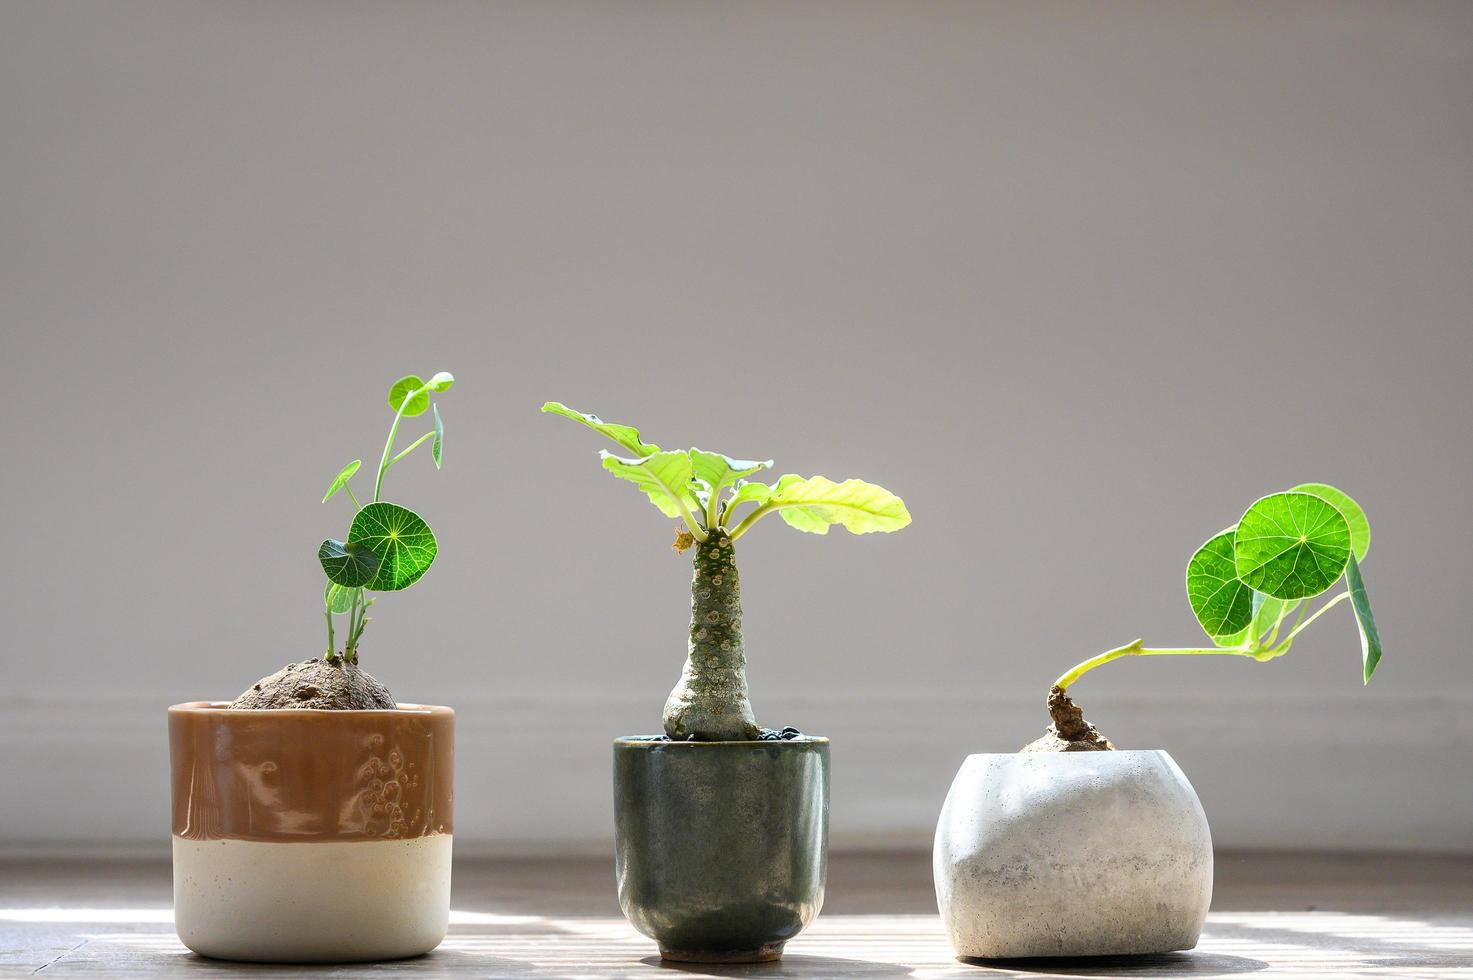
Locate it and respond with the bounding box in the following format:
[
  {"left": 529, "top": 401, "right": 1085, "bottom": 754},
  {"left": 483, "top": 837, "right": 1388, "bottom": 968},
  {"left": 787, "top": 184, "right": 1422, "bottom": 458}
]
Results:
[
  {"left": 348, "top": 501, "right": 437, "bottom": 591},
  {"left": 1292, "top": 483, "right": 1369, "bottom": 561},
  {"left": 322, "top": 459, "right": 361, "bottom": 503},
  {"left": 1187, "top": 529, "right": 1254, "bottom": 640},
  {"left": 1235, "top": 492, "right": 1351, "bottom": 600},
  {"left": 1346, "top": 554, "right": 1382, "bottom": 683},
  {"left": 319, "top": 538, "right": 380, "bottom": 588},
  {"left": 432, "top": 403, "right": 444, "bottom": 469},
  {"left": 388, "top": 375, "right": 430, "bottom": 417}
]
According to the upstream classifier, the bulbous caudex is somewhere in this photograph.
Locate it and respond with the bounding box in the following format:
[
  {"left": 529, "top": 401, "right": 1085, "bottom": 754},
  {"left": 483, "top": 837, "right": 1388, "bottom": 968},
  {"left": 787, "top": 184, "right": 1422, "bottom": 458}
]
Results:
[{"left": 663, "top": 532, "right": 759, "bottom": 740}]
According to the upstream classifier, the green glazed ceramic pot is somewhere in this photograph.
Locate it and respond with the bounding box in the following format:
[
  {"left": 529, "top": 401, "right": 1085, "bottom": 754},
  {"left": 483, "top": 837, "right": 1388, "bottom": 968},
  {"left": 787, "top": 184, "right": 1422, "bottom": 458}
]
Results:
[{"left": 613, "top": 735, "right": 830, "bottom": 963}]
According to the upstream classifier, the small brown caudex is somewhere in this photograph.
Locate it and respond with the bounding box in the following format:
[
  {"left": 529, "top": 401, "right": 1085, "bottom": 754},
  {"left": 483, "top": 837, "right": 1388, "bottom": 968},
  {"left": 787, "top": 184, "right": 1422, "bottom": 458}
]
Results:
[
  {"left": 1020, "top": 686, "right": 1115, "bottom": 752},
  {"left": 231, "top": 657, "right": 396, "bottom": 710}
]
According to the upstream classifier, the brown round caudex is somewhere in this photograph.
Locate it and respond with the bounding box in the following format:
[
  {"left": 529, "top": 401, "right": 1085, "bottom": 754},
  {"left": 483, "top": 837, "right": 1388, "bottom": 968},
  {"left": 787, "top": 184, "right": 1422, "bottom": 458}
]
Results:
[
  {"left": 231, "top": 657, "right": 395, "bottom": 710},
  {"left": 1020, "top": 686, "right": 1115, "bottom": 752}
]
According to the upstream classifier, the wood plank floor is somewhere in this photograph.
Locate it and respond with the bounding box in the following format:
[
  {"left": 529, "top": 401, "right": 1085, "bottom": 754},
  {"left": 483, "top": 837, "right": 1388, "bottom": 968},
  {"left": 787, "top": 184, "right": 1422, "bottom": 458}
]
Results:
[{"left": 2, "top": 852, "right": 1469, "bottom": 978}]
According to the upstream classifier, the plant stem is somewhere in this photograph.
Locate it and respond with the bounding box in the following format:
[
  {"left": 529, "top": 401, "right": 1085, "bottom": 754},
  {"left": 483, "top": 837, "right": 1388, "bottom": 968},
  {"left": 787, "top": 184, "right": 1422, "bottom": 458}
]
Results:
[
  {"left": 388, "top": 430, "right": 435, "bottom": 468},
  {"left": 1054, "top": 638, "right": 1265, "bottom": 691},
  {"left": 703, "top": 485, "right": 720, "bottom": 533},
  {"left": 1282, "top": 591, "right": 1351, "bottom": 642},
  {"left": 343, "top": 482, "right": 362, "bottom": 510},
  {"left": 374, "top": 388, "right": 424, "bottom": 502},
  {"left": 324, "top": 582, "right": 336, "bottom": 658},
  {"left": 662, "top": 531, "right": 758, "bottom": 740},
  {"left": 726, "top": 502, "right": 773, "bottom": 541}
]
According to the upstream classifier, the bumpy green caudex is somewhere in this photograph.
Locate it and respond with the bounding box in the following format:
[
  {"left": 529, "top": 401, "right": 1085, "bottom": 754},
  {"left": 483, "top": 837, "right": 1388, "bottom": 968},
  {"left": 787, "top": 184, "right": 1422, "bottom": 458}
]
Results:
[
  {"left": 317, "top": 372, "right": 455, "bottom": 663},
  {"left": 544, "top": 402, "right": 911, "bottom": 740},
  {"left": 1050, "top": 485, "right": 1383, "bottom": 729}
]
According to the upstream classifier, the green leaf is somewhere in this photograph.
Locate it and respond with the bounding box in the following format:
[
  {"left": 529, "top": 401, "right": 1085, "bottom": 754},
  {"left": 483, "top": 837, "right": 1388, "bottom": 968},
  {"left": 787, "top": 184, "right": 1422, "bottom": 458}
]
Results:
[
  {"left": 319, "top": 538, "right": 380, "bottom": 588},
  {"left": 1186, "top": 529, "right": 1254, "bottom": 640},
  {"left": 388, "top": 375, "right": 430, "bottom": 417},
  {"left": 725, "top": 478, "right": 778, "bottom": 513},
  {"left": 348, "top": 502, "right": 437, "bottom": 591},
  {"left": 765, "top": 475, "right": 911, "bottom": 535},
  {"left": 322, "top": 459, "right": 361, "bottom": 503},
  {"left": 432, "top": 403, "right": 444, "bottom": 469},
  {"left": 1345, "top": 554, "right": 1383, "bottom": 683},
  {"left": 426, "top": 371, "right": 455, "bottom": 393},
  {"left": 1235, "top": 491, "right": 1352, "bottom": 600},
  {"left": 689, "top": 449, "right": 772, "bottom": 496},
  {"left": 326, "top": 583, "right": 357, "bottom": 614},
  {"left": 600, "top": 450, "right": 698, "bottom": 519},
  {"left": 1292, "top": 483, "right": 1369, "bottom": 561},
  {"left": 541, "top": 402, "right": 660, "bottom": 457}
]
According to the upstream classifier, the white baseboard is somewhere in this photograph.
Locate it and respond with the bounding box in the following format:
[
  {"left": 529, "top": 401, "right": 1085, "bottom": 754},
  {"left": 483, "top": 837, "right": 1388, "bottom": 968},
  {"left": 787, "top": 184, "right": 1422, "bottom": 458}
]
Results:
[{"left": 1, "top": 693, "right": 1469, "bottom": 856}]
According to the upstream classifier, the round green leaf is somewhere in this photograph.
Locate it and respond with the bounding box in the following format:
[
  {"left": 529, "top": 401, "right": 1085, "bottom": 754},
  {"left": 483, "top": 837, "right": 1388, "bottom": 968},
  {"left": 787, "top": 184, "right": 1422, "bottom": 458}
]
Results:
[
  {"left": 326, "top": 583, "right": 358, "bottom": 614},
  {"left": 388, "top": 375, "right": 429, "bottom": 417},
  {"left": 1292, "top": 483, "right": 1369, "bottom": 561},
  {"left": 1234, "top": 492, "right": 1351, "bottom": 600},
  {"left": 319, "top": 538, "right": 380, "bottom": 588},
  {"left": 426, "top": 371, "right": 455, "bottom": 392},
  {"left": 1187, "top": 529, "right": 1254, "bottom": 640},
  {"left": 348, "top": 501, "right": 437, "bottom": 591},
  {"left": 322, "top": 459, "right": 361, "bottom": 503}
]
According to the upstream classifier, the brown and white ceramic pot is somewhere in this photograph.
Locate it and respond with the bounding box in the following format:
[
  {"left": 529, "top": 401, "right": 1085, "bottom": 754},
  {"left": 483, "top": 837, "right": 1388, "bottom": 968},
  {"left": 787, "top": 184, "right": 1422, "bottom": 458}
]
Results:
[{"left": 168, "top": 702, "right": 454, "bottom": 962}]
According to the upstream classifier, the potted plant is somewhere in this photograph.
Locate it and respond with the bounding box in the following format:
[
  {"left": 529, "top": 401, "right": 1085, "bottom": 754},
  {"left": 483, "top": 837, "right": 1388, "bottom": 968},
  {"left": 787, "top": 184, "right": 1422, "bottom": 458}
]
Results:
[
  {"left": 543, "top": 402, "right": 911, "bottom": 963},
  {"left": 170, "top": 372, "right": 457, "bottom": 963},
  {"left": 935, "top": 485, "right": 1383, "bottom": 959}
]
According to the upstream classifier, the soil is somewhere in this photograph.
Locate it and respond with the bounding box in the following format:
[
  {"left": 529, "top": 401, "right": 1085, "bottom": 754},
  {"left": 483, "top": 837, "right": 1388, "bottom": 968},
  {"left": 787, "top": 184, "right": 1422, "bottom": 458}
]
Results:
[
  {"left": 1019, "top": 686, "right": 1115, "bottom": 752},
  {"left": 230, "top": 657, "right": 396, "bottom": 710},
  {"left": 640, "top": 727, "right": 805, "bottom": 742}
]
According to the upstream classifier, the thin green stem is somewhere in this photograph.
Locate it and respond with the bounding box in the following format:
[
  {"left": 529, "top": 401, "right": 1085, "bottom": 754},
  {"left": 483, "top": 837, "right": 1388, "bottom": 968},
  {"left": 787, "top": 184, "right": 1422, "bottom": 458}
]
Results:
[
  {"left": 703, "top": 485, "right": 720, "bottom": 533},
  {"left": 374, "top": 389, "right": 425, "bottom": 502},
  {"left": 343, "top": 482, "right": 362, "bottom": 510},
  {"left": 646, "top": 462, "right": 706, "bottom": 541},
  {"left": 727, "top": 502, "right": 774, "bottom": 541},
  {"left": 388, "top": 430, "right": 434, "bottom": 468},
  {"left": 324, "top": 582, "right": 336, "bottom": 659},
  {"left": 1282, "top": 591, "right": 1351, "bottom": 642},
  {"left": 1054, "top": 638, "right": 1263, "bottom": 691}
]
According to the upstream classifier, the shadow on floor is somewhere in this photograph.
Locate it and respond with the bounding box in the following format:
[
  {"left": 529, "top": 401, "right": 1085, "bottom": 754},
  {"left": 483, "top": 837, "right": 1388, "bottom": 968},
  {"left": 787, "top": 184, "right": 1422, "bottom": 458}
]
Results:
[
  {"left": 956, "top": 952, "right": 1269, "bottom": 976},
  {"left": 643, "top": 953, "right": 912, "bottom": 978}
]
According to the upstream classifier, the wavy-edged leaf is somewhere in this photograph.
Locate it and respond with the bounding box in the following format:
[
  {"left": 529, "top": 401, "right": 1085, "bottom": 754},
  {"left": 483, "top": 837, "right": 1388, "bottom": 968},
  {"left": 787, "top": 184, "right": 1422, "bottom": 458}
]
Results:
[
  {"left": 432, "top": 403, "right": 444, "bottom": 469},
  {"left": 600, "top": 450, "right": 697, "bottom": 519},
  {"left": 765, "top": 475, "right": 911, "bottom": 535},
  {"left": 326, "top": 583, "right": 358, "bottom": 614},
  {"left": 319, "top": 538, "right": 380, "bottom": 588},
  {"left": 348, "top": 501, "right": 437, "bottom": 591},
  {"left": 1235, "top": 492, "right": 1351, "bottom": 600},
  {"left": 1292, "top": 483, "right": 1369, "bottom": 561},
  {"left": 690, "top": 449, "right": 772, "bottom": 496},
  {"left": 542, "top": 402, "right": 659, "bottom": 457},
  {"left": 426, "top": 371, "right": 454, "bottom": 393},
  {"left": 388, "top": 375, "right": 429, "bottom": 417},
  {"left": 322, "top": 459, "right": 361, "bottom": 504},
  {"left": 1346, "top": 554, "right": 1382, "bottom": 683},
  {"left": 1187, "top": 529, "right": 1254, "bottom": 641}
]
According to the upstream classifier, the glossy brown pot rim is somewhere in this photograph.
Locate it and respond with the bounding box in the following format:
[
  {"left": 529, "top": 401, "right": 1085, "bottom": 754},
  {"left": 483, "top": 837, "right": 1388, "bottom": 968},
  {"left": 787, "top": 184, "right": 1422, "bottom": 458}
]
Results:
[
  {"left": 614, "top": 734, "right": 828, "bottom": 748},
  {"left": 170, "top": 700, "right": 453, "bottom": 716}
]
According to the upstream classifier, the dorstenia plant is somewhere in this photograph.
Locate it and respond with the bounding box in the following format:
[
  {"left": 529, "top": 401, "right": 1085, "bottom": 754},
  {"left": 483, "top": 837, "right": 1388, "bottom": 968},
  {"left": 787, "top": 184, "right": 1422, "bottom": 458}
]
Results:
[
  {"left": 1033, "top": 484, "right": 1383, "bottom": 750},
  {"left": 544, "top": 402, "right": 911, "bottom": 740}
]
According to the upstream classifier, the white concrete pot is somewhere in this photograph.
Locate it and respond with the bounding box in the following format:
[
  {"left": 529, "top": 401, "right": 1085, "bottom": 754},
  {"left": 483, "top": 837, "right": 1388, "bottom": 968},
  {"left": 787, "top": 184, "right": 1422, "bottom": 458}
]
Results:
[{"left": 933, "top": 750, "right": 1212, "bottom": 959}]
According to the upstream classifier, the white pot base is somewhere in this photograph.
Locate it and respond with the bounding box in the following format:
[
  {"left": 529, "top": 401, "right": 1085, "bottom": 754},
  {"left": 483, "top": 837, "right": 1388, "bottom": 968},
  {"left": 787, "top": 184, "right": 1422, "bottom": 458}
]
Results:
[
  {"left": 173, "top": 835, "right": 452, "bottom": 962},
  {"left": 934, "top": 750, "right": 1212, "bottom": 959}
]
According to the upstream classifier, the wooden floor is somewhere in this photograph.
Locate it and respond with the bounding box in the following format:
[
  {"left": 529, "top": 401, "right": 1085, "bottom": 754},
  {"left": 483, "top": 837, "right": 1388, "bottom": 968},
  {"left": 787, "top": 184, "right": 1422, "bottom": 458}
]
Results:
[{"left": 2, "top": 852, "right": 1470, "bottom": 978}]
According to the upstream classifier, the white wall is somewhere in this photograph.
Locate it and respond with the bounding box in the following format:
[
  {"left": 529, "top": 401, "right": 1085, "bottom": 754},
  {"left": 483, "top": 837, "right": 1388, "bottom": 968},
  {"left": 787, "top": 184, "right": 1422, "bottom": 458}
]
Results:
[{"left": 2, "top": 1, "right": 1470, "bottom": 856}]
